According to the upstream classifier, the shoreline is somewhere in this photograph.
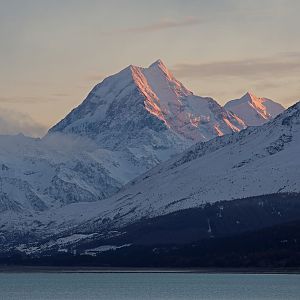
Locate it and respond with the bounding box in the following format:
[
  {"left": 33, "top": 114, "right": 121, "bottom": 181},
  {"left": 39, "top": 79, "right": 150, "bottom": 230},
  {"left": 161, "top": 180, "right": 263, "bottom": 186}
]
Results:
[{"left": 0, "top": 266, "right": 300, "bottom": 274}]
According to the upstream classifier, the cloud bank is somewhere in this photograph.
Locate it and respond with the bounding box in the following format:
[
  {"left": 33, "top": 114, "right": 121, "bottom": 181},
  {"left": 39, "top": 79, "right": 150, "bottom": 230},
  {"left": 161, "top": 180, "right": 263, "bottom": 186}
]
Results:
[
  {"left": 0, "top": 108, "right": 47, "bottom": 137},
  {"left": 172, "top": 52, "right": 300, "bottom": 79},
  {"left": 113, "top": 17, "right": 203, "bottom": 34}
]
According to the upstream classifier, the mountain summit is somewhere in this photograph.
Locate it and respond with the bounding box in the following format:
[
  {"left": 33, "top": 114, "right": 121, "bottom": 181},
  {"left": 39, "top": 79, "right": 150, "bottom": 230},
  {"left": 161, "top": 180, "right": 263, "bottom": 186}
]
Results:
[
  {"left": 49, "top": 60, "right": 246, "bottom": 147},
  {"left": 224, "top": 92, "right": 285, "bottom": 126}
]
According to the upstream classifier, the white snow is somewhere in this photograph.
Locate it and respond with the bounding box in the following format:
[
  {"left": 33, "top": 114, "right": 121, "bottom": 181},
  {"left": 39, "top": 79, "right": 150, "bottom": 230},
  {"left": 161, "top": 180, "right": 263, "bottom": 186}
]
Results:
[
  {"left": 84, "top": 244, "right": 132, "bottom": 255},
  {"left": 225, "top": 92, "right": 285, "bottom": 126}
]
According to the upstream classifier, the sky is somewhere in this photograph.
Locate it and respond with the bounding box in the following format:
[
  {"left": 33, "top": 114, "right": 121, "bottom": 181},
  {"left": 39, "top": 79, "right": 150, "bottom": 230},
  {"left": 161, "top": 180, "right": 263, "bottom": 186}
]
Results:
[{"left": 1, "top": 0, "right": 300, "bottom": 136}]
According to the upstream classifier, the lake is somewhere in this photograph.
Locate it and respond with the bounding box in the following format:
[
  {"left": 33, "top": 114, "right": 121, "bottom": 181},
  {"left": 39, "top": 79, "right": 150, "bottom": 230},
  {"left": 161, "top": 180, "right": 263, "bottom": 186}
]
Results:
[{"left": 0, "top": 272, "right": 299, "bottom": 299}]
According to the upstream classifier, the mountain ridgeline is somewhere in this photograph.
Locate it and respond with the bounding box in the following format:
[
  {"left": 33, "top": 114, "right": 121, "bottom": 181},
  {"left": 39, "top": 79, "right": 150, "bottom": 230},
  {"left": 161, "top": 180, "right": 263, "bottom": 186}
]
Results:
[{"left": 0, "top": 60, "right": 295, "bottom": 265}]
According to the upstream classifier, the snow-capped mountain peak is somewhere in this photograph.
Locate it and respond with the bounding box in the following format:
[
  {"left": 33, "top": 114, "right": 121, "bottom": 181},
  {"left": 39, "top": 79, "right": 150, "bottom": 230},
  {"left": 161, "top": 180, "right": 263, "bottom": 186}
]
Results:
[
  {"left": 149, "top": 59, "right": 171, "bottom": 74},
  {"left": 224, "top": 92, "right": 285, "bottom": 126},
  {"left": 48, "top": 60, "right": 247, "bottom": 146},
  {"left": 149, "top": 58, "right": 165, "bottom": 68},
  {"left": 0, "top": 59, "right": 291, "bottom": 251}
]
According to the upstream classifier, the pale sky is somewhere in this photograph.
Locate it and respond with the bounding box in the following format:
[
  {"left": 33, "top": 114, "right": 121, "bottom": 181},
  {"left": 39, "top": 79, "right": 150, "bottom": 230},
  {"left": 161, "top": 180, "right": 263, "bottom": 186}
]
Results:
[{"left": 1, "top": 0, "right": 300, "bottom": 136}]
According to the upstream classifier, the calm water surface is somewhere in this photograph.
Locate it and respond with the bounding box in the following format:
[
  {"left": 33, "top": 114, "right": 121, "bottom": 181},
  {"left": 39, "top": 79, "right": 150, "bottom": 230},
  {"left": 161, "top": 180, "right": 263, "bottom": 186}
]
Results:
[{"left": 0, "top": 272, "right": 299, "bottom": 300}]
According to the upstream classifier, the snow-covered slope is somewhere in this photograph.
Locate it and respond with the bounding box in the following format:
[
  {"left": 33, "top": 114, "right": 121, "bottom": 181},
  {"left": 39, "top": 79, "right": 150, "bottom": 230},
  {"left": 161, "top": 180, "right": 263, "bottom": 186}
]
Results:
[
  {"left": 64, "top": 101, "right": 300, "bottom": 231},
  {"left": 0, "top": 132, "right": 157, "bottom": 246},
  {"left": 8, "top": 101, "right": 297, "bottom": 252},
  {"left": 225, "top": 92, "right": 285, "bottom": 126},
  {"left": 0, "top": 134, "right": 129, "bottom": 213}
]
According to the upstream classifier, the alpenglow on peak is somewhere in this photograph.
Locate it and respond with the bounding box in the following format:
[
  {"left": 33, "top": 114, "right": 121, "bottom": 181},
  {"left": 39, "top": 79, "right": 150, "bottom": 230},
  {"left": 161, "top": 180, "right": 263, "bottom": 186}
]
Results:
[{"left": 48, "top": 59, "right": 247, "bottom": 145}]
